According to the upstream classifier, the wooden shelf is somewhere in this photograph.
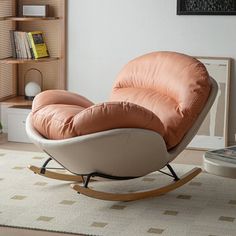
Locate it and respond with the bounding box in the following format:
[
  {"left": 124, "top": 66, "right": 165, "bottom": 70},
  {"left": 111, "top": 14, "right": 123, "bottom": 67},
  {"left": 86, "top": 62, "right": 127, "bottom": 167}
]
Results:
[
  {"left": 0, "top": 96, "right": 32, "bottom": 106},
  {"left": 0, "top": 57, "right": 60, "bottom": 64},
  {"left": 3, "top": 16, "right": 60, "bottom": 21},
  {"left": 0, "top": 0, "right": 66, "bottom": 102}
]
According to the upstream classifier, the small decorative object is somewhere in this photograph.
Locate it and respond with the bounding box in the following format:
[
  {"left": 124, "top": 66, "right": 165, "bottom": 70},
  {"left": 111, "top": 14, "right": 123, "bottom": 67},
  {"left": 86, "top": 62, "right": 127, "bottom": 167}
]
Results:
[
  {"left": 177, "top": 0, "right": 236, "bottom": 15},
  {"left": 24, "top": 68, "right": 43, "bottom": 100},
  {"left": 22, "top": 4, "right": 49, "bottom": 17}
]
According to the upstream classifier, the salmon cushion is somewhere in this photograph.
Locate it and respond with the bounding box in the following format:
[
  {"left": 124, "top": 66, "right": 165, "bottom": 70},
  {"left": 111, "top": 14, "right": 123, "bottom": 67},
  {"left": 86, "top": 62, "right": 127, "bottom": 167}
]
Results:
[
  {"left": 32, "top": 90, "right": 165, "bottom": 140},
  {"left": 31, "top": 51, "right": 211, "bottom": 150},
  {"left": 110, "top": 51, "right": 211, "bottom": 149}
]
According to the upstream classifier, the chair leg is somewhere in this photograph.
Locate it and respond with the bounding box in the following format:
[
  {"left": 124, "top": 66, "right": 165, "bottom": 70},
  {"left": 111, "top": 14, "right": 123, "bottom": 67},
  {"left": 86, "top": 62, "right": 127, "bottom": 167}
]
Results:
[{"left": 71, "top": 167, "right": 202, "bottom": 201}]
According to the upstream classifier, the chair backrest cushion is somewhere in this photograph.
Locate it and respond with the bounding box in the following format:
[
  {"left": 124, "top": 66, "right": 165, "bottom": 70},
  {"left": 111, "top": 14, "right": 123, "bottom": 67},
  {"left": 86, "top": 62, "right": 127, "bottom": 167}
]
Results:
[{"left": 110, "top": 51, "right": 211, "bottom": 149}]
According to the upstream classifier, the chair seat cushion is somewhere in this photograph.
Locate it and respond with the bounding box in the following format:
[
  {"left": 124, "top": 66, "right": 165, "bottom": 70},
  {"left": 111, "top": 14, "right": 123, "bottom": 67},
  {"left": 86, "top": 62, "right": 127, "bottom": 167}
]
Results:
[{"left": 32, "top": 90, "right": 165, "bottom": 140}]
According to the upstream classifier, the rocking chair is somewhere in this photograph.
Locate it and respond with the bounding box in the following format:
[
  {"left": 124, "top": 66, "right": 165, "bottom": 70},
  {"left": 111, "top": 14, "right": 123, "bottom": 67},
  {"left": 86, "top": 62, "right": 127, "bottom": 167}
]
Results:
[{"left": 26, "top": 51, "right": 218, "bottom": 201}]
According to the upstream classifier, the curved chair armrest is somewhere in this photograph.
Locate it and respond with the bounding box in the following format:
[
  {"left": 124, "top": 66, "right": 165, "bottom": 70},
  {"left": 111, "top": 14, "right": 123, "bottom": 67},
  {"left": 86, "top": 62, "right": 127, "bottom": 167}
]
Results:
[
  {"left": 168, "top": 76, "right": 219, "bottom": 161},
  {"left": 32, "top": 90, "right": 94, "bottom": 112},
  {"left": 31, "top": 100, "right": 165, "bottom": 140}
]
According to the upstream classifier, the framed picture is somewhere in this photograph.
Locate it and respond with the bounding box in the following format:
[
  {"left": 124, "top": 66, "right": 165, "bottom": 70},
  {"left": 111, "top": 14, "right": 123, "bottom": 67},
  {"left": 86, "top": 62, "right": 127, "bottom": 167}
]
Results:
[
  {"left": 177, "top": 0, "right": 236, "bottom": 15},
  {"left": 188, "top": 57, "right": 231, "bottom": 150}
]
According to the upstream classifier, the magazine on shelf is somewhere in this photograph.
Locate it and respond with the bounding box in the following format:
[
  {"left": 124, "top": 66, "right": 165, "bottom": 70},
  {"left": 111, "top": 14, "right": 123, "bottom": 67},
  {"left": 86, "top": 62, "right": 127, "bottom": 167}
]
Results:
[
  {"left": 205, "top": 146, "right": 236, "bottom": 164},
  {"left": 28, "top": 31, "right": 49, "bottom": 59}
]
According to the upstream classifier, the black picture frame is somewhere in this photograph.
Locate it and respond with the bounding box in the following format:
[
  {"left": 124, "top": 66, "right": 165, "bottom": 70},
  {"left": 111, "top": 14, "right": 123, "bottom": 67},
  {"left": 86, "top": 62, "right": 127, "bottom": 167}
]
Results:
[{"left": 177, "top": 0, "right": 236, "bottom": 15}]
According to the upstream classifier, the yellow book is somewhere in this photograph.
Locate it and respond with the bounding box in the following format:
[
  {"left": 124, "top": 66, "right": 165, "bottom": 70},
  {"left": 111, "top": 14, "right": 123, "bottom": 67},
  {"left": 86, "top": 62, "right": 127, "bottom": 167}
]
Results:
[{"left": 28, "top": 31, "right": 49, "bottom": 59}]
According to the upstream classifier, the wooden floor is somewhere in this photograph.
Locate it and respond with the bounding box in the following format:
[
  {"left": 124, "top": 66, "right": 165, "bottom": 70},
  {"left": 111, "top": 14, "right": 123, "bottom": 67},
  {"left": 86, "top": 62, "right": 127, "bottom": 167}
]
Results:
[{"left": 0, "top": 133, "right": 204, "bottom": 236}]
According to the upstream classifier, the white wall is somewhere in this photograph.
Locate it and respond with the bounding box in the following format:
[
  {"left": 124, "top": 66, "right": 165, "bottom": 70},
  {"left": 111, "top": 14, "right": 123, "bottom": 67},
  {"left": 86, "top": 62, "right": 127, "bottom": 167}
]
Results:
[{"left": 68, "top": 0, "right": 236, "bottom": 144}]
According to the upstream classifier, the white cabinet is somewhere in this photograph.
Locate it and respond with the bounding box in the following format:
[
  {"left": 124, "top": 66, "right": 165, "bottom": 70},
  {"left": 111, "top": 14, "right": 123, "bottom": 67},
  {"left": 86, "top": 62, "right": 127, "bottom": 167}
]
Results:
[{"left": 7, "top": 106, "right": 31, "bottom": 143}]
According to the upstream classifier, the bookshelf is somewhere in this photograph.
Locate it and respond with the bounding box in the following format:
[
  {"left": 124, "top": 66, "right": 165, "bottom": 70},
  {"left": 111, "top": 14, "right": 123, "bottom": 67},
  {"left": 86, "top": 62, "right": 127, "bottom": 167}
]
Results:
[{"left": 0, "top": 0, "right": 67, "bottom": 105}]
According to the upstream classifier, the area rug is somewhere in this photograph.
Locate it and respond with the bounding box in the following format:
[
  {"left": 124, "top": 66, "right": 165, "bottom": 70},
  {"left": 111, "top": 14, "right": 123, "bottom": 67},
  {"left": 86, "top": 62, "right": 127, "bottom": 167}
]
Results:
[{"left": 0, "top": 149, "right": 236, "bottom": 236}]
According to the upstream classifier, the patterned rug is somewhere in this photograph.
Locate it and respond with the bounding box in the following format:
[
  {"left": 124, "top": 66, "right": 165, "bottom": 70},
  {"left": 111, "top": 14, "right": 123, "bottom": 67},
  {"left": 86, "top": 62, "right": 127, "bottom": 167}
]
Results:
[{"left": 0, "top": 149, "right": 236, "bottom": 236}]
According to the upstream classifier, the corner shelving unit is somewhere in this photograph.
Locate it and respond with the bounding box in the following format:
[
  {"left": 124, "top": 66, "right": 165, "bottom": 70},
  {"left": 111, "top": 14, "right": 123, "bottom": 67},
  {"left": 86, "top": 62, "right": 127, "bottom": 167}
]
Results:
[{"left": 0, "top": 0, "right": 66, "bottom": 106}]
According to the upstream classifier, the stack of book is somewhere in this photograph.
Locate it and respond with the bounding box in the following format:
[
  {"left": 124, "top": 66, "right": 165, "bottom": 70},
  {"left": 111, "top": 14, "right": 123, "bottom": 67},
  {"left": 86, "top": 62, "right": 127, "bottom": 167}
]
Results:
[
  {"left": 10, "top": 30, "right": 49, "bottom": 59},
  {"left": 205, "top": 146, "right": 236, "bottom": 164}
]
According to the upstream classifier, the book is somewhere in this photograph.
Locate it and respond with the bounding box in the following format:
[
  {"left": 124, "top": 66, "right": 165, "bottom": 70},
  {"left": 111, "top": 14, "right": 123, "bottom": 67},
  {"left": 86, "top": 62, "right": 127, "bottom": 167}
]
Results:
[
  {"left": 205, "top": 146, "right": 236, "bottom": 164},
  {"left": 27, "top": 31, "right": 49, "bottom": 59},
  {"left": 13, "top": 31, "right": 21, "bottom": 58},
  {"left": 18, "top": 31, "right": 28, "bottom": 59},
  {"left": 9, "top": 30, "right": 16, "bottom": 58},
  {"left": 26, "top": 33, "right": 35, "bottom": 59},
  {"left": 23, "top": 32, "right": 32, "bottom": 59}
]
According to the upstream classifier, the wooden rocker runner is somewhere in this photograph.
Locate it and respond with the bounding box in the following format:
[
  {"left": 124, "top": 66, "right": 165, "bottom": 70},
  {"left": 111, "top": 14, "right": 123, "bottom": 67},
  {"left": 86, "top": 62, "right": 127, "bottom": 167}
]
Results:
[
  {"left": 28, "top": 158, "right": 84, "bottom": 182},
  {"left": 26, "top": 52, "right": 218, "bottom": 201},
  {"left": 29, "top": 156, "right": 201, "bottom": 201},
  {"left": 71, "top": 167, "right": 202, "bottom": 201}
]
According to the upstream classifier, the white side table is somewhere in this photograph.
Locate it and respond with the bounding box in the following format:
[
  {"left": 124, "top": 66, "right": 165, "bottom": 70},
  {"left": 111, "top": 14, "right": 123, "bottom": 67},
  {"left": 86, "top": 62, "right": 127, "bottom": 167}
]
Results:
[{"left": 203, "top": 154, "right": 236, "bottom": 179}]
